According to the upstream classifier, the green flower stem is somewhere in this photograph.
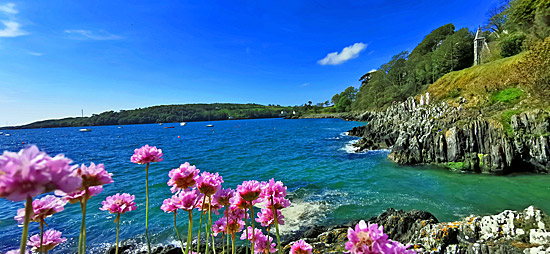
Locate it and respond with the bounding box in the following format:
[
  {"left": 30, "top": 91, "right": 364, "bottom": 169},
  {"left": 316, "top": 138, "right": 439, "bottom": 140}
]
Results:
[
  {"left": 250, "top": 205, "right": 255, "bottom": 254},
  {"left": 270, "top": 197, "right": 282, "bottom": 254},
  {"left": 225, "top": 205, "right": 229, "bottom": 254},
  {"left": 205, "top": 212, "right": 210, "bottom": 254},
  {"left": 19, "top": 197, "right": 32, "bottom": 254},
  {"left": 115, "top": 213, "right": 121, "bottom": 254},
  {"left": 185, "top": 210, "right": 193, "bottom": 254},
  {"left": 79, "top": 188, "right": 89, "bottom": 254},
  {"left": 208, "top": 196, "right": 216, "bottom": 254},
  {"left": 174, "top": 212, "right": 184, "bottom": 254},
  {"left": 231, "top": 234, "right": 236, "bottom": 254},
  {"left": 145, "top": 162, "right": 151, "bottom": 254},
  {"left": 40, "top": 219, "right": 44, "bottom": 254},
  {"left": 244, "top": 207, "right": 249, "bottom": 254},
  {"left": 196, "top": 210, "right": 204, "bottom": 254}
]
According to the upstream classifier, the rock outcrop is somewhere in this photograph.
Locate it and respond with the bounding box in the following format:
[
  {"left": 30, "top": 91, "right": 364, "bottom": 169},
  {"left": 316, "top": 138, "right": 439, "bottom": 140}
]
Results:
[
  {"left": 289, "top": 206, "right": 550, "bottom": 254},
  {"left": 348, "top": 97, "right": 550, "bottom": 174}
]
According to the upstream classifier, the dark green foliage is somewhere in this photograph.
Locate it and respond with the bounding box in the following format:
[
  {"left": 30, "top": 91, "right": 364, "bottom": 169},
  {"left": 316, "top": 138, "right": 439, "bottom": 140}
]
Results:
[
  {"left": 14, "top": 104, "right": 294, "bottom": 129},
  {"left": 500, "top": 33, "right": 527, "bottom": 57},
  {"left": 352, "top": 24, "right": 474, "bottom": 111},
  {"left": 331, "top": 86, "right": 358, "bottom": 112}
]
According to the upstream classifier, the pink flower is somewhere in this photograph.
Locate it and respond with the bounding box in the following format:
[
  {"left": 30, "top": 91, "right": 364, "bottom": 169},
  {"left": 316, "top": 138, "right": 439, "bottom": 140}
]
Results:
[
  {"left": 28, "top": 229, "right": 66, "bottom": 252},
  {"left": 240, "top": 226, "right": 277, "bottom": 253},
  {"left": 240, "top": 226, "right": 263, "bottom": 241},
  {"left": 254, "top": 232, "right": 277, "bottom": 254},
  {"left": 222, "top": 206, "right": 245, "bottom": 235},
  {"left": 195, "top": 195, "right": 221, "bottom": 214},
  {"left": 255, "top": 208, "right": 285, "bottom": 227},
  {"left": 6, "top": 250, "right": 29, "bottom": 254},
  {"left": 266, "top": 196, "right": 291, "bottom": 210},
  {"left": 260, "top": 179, "right": 287, "bottom": 200},
  {"left": 229, "top": 192, "right": 254, "bottom": 209},
  {"left": 130, "top": 145, "right": 163, "bottom": 164},
  {"left": 100, "top": 193, "right": 137, "bottom": 214},
  {"left": 0, "top": 146, "right": 81, "bottom": 201},
  {"left": 14, "top": 195, "right": 66, "bottom": 224},
  {"left": 167, "top": 162, "right": 200, "bottom": 192},
  {"left": 212, "top": 188, "right": 234, "bottom": 207},
  {"left": 345, "top": 221, "right": 389, "bottom": 254},
  {"left": 161, "top": 189, "right": 201, "bottom": 213},
  {"left": 75, "top": 162, "right": 113, "bottom": 188},
  {"left": 55, "top": 185, "right": 103, "bottom": 204},
  {"left": 196, "top": 171, "right": 223, "bottom": 196},
  {"left": 212, "top": 219, "right": 227, "bottom": 236},
  {"left": 387, "top": 241, "right": 417, "bottom": 254},
  {"left": 237, "top": 180, "right": 261, "bottom": 202},
  {"left": 290, "top": 240, "right": 313, "bottom": 254}
]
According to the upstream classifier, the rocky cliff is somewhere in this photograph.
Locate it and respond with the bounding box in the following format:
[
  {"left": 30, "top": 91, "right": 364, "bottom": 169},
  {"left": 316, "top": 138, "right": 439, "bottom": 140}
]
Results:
[{"left": 348, "top": 97, "right": 550, "bottom": 174}]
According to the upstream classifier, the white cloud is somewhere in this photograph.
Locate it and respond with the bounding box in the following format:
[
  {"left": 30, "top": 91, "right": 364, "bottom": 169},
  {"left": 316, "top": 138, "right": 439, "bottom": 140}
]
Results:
[
  {"left": 0, "top": 3, "right": 17, "bottom": 14},
  {"left": 64, "top": 29, "right": 123, "bottom": 40},
  {"left": 318, "top": 42, "right": 367, "bottom": 65},
  {"left": 28, "top": 51, "right": 43, "bottom": 56},
  {"left": 0, "top": 20, "right": 28, "bottom": 37},
  {"left": 300, "top": 82, "right": 310, "bottom": 87},
  {"left": 0, "top": 3, "right": 27, "bottom": 38}
]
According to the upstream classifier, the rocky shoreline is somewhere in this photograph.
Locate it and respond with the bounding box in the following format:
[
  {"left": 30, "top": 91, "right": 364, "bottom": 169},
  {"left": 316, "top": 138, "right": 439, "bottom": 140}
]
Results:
[
  {"left": 346, "top": 97, "right": 550, "bottom": 174},
  {"left": 107, "top": 206, "right": 550, "bottom": 254}
]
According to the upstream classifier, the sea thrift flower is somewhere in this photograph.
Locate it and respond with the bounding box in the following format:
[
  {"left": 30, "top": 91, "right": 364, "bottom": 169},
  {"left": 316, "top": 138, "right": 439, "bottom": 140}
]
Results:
[
  {"left": 28, "top": 229, "right": 66, "bottom": 252},
  {"left": 224, "top": 206, "right": 246, "bottom": 235},
  {"left": 130, "top": 145, "right": 163, "bottom": 164},
  {"left": 256, "top": 208, "right": 285, "bottom": 227},
  {"left": 55, "top": 185, "right": 103, "bottom": 204},
  {"left": 0, "top": 146, "right": 81, "bottom": 201},
  {"left": 290, "top": 240, "right": 313, "bottom": 254},
  {"left": 240, "top": 226, "right": 263, "bottom": 241},
  {"left": 14, "top": 195, "right": 66, "bottom": 224},
  {"left": 196, "top": 171, "right": 223, "bottom": 196},
  {"left": 260, "top": 179, "right": 287, "bottom": 200},
  {"left": 267, "top": 196, "right": 291, "bottom": 210},
  {"left": 254, "top": 232, "right": 277, "bottom": 254},
  {"left": 237, "top": 180, "right": 261, "bottom": 202},
  {"left": 345, "top": 221, "right": 389, "bottom": 254},
  {"left": 100, "top": 193, "right": 137, "bottom": 214},
  {"left": 167, "top": 162, "right": 200, "bottom": 192},
  {"left": 75, "top": 162, "right": 113, "bottom": 188},
  {"left": 212, "top": 188, "right": 234, "bottom": 206},
  {"left": 387, "top": 241, "right": 417, "bottom": 254},
  {"left": 229, "top": 192, "right": 252, "bottom": 209}
]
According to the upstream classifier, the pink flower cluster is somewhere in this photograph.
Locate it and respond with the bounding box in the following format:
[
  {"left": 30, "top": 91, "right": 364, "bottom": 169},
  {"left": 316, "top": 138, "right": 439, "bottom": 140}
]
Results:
[
  {"left": 255, "top": 208, "right": 285, "bottom": 227},
  {"left": 14, "top": 195, "right": 66, "bottom": 224},
  {"left": 130, "top": 145, "right": 163, "bottom": 164},
  {"left": 167, "top": 162, "right": 200, "bottom": 193},
  {"left": 196, "top": 171, "right": 223, "bottom": 196},
  {"left": 290, "top": 240, "right": 313, "bottom": 254},
  {"left": 55, "top": 185, "right": 104, "bottom": 204},
  {"left": 0, "top": 146, "right": 81, "bottom": 201},
  {"left": 345, "top": 220, "right": 416, "bottom": 254},
  {"left": 240, "top": 226, "right": 276, "bottom": 254},
  {"left": 28, "top": 229, "right": 66, "bottom": 252},
  {"left": 213, "top": 206, "right": 245, "bottom": 235},
  {"left": 100, "top": 193, "right": 137, "bottom": 214},
  {"left": 75, "top": 162, "right": 113, "bottom": 188},
  {"left": 161, "top": 188, "right": 202, "bottom": 213}
]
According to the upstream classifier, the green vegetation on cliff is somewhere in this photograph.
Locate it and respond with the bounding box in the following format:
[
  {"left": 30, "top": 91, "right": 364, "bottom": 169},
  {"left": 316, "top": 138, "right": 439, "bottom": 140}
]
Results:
[{"left": 12, "top": 103, "right": 295, "bottom": 129}]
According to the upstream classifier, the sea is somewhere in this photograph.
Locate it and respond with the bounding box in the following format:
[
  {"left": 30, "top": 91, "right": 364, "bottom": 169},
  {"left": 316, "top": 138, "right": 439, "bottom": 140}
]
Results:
[{"left": 1, "top": 118, "right": 549, "bottom": 253}]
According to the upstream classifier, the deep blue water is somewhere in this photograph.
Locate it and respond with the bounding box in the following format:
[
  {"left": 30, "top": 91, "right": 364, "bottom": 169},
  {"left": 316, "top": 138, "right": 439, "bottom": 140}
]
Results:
[{"left": 1, "top": 118, "right": 549, "bottom": 253}]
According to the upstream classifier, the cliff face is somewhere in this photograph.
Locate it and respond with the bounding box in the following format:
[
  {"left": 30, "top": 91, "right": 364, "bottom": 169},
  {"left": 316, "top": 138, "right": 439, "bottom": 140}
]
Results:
[{"left": 348, "top": 97, "right": 550, "bottom": 174}]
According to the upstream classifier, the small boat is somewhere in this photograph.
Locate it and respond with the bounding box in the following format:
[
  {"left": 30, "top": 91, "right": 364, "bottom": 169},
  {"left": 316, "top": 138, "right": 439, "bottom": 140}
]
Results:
[
  {"left": 79, "top": 128, "right": 92, "bottom": 132},
  {"left": 180, "top": 122, "right": 187, "bottom": 126},
  {"left": 159, "top": 123, "right": 164, "bottom": 125},
  {"left": 206, "top": 124, "right": 214, "bottom": 127},
  {"left": 5, "top": 133, "right": 10, "bottom": 136},
  {"left": 0, "top": 132, "right": 3, "bottom": 135},
  {"left": 164, "top": 126, "right": 175, "bottom": 129},
  {"left": 117, "top": 126, "right": 122, "bottom": 129}
]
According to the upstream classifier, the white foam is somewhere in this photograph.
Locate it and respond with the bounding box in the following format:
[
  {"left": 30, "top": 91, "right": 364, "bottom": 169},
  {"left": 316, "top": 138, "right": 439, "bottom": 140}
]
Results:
[
  {"left": 278, "top": 199, "right": 326, "bottom": 235},
  {"left": 340, "top": 139, "right": 361, "bottom": 153}
]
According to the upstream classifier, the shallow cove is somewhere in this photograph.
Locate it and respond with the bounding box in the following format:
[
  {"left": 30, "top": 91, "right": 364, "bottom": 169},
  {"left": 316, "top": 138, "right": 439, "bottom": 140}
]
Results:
[{"left": 0, "top": 118, "right": 549, "bottom": 253}]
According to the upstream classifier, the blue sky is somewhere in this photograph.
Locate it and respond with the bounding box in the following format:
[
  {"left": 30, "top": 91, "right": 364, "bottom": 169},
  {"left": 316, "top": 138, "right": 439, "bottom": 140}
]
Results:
[{"left": 1, "top": 0, "right": 499, "bottom": 126}]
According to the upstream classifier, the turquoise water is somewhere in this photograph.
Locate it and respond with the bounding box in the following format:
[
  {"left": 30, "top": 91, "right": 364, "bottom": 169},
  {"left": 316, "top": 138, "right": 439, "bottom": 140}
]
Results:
[{"left": 1, "top": 118, "right": 549, "bottom": 253}]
